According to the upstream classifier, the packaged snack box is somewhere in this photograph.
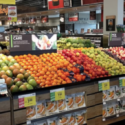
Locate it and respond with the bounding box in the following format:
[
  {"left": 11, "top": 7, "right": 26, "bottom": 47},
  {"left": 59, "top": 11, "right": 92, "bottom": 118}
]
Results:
[
  {"left": 103, "top": 90, "right": 108, "bottom": 101},
  {"left": 46, "top": 100, "right": 58, "bottom": 114},
  {"left": 34, "top": 120, "right": 47, "bottom": 125},
  {"left": 58, "top": 100, "right": 67, "bottom": 111},
  {"left": 59, "top": 114, "right": 69, "bottom": 125},
  {"left": 115, "top": 86, "right": 122, "bottom": 98},
  {"left": 47, "top": 117, "right": 58, "bottom": 125},
  {"left": 74, "top": 110, "right": 86, "bottom": 125},
  {"left": 66, "top": 94, "right": 75, "bottom": 110},
  {"left": 36, "top": 100, "right": 46, "bottom": 118},
  {"left": 75, "top": 92, "right": 86, "bottom": 108},
  {"left": 107, "top": 102, "right": 115, "bottom": 116},
  {"left": 26, "top": 106, "right": 36, "bottom": 119},
  {"left": 107, "top": 86, "right": 115, "bottom": 100},
  {"left": 103, "top": 105, "right": 108, "bottom": 118}
]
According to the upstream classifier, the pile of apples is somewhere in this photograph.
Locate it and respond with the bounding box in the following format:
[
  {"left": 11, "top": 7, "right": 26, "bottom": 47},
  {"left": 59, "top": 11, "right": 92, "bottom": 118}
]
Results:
[
  {"left": 62, "top": 49, "right": 109, "bottom": 79},
  {"left": 108, "top": 47, "right": 125, "bottom": 60}
]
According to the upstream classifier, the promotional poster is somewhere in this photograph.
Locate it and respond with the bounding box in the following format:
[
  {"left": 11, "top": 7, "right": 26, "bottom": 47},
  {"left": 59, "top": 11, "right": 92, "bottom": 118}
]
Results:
[
  {"left": 8, "top": 6, "right": 17, "bottom": 22},
  {"left": 10, "top": 34, "right": 57, "bottom": 52}
]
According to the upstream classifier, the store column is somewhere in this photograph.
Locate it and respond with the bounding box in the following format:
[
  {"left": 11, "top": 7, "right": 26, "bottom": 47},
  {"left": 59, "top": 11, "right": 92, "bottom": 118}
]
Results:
[{"left": 103, "top": 0, "right": 124, "bottom": 34}]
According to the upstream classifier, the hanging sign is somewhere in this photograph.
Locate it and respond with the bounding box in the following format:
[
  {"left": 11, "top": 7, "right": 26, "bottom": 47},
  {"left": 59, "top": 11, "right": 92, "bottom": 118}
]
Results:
[
  {"left": 18, "top": 93, "right": 36, "bottom": 108},
  {"left": 98, "top": 80, "right": 110, "bottom": 91},
  {"left": 0, "top": 0, "right": 15, "bottom": 5},
  {"left": 50, "top": 88, "right": 65, "bottom": 101},
  {"left": 8, "top": 6, "right": 17, "bottom": 22}
]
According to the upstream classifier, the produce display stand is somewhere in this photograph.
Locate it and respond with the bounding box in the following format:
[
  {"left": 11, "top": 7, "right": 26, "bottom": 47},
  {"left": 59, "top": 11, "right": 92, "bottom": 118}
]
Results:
[
  {"left": 10, "top": 75, "right": 125, "bottom": 125},
  {"left": 63, "top": 34, "right": 103, "bottom": 47},
  {"left": 0, "top": 94, "right": 11, "bottom": 125}
]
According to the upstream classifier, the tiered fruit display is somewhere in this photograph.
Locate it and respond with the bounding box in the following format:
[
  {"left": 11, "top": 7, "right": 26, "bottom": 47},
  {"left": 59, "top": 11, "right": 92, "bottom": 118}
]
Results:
[
  {"left": 0, "top": 54, "right": 37, "bottom": 93},
  {"left": 15, "top": 53, "right": 87, "bottom": 88},
  {"left": 57, "top": 37, "right": 96, "bottom": 50},
  {"left": 82, "top": 48, "right": 125, "bottom": 76},
  {"left": 62, "top": 49, "right": 109, "bottom": 79}
]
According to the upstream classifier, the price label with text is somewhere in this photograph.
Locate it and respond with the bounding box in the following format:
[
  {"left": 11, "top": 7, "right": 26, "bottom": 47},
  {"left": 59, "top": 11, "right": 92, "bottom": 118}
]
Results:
[
  {"left": 18, "top": 93, "right": 36, "bottom": 108},
  {"left": 119, "top": 77, "right": 125, "bottom": 87},
  {"left": 98, "top": 80, "right": 110, "bottom": 91},
  {"left": 50, "top": 88, "right": 65, "bottom": 101}
]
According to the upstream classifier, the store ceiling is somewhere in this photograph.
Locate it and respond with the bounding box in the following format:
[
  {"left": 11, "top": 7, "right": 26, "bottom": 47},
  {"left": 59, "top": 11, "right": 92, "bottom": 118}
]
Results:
[{"left": 0, "top": 3, "right": 102, "bottom": 20}]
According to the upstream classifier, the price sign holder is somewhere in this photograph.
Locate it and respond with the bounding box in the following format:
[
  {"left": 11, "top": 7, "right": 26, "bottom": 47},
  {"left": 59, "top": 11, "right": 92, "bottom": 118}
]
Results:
[
  {"left": 98, "top": 80, "right": 110, "bottom": 91},
  {"left": 50, "top": 88, "right": 65, "bottom": 101},
  {"left": 119, "top": 77, "right": 125, "bottom": 87},
  {"left": 0, "top": 79, "right": 7, "bottom": 94},
  {"left": 18, "top": 93, "right": 36, "bottom": 108}
]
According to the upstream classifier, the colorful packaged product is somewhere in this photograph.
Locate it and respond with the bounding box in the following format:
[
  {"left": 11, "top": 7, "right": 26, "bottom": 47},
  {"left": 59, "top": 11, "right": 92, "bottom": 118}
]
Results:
[
  {"left": 34, "top": 120, "right": 47, "bottom": 125},
  {"left": 36, "top": 100, "right": 46, "bottom": 118},
  {"left": 107, "top": 86, "right": 115, "bottom": 100},
  {"left": 75, "top": 92, "right": 85, "bottom": 108},
  {"left": 115, "top": 86, "right": 122, "bottom": 98},
  {"left": 107, "top": 102, "right": 115, "bottom": 116},
  {"left": 121, "top": 87, "right": 125, "bottom": 97},
  {"left": 75, "top": 110, "right": 86, "bottom": 125},
  {"left": 46, "top": 100, "right": 58, "bottom": 114},
  {"left": 103, "top": 105, "right": 108, "bottom": 118},
  {"left": 115, "top": 101, "right": 120, "bottom": 114},
  {"left": 59, "top": 114, "right": 69, "bottom": 125},
  {"left": 103, "top": 90, "right": 108, "bottom": 101},
  {"left": 26, "top": 106, "right": 36, "bottom": 119},
  {"left": 58, "top": 100, "right": 67, "bottom": 111},
  {"left": 47, "top": 117, "right": 58, "bottom": 125},
  {"left": 66, "top": 94, "right": 75, "bottom": 110}
]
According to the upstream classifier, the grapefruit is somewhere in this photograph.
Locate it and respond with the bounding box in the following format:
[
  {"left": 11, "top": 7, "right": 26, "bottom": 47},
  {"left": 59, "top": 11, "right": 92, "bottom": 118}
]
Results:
[
  {"left": 13, "top": 69, "right": 20, "bottom": 76},
  {"left": 27, "top": 76, "right": 34, "bottom": 82},
  {"left": 10, "top": 85, "right": 19, "bottom": 93},
  {"left": 14, "top": 78, "right": 21, "bottom": 84},
  {"left": 6, "top": 70, "right": 13, "bottom": 77},
  {"left": 17, "top": 74, "right": 24, "bottom": 80},
  {"left": 24, "top": 73, "right": 30, "bottom": 79},
  {"left": 9, "top": 66, "right": 15, "bottom": 71},
  {"left": 2, "top": 66, "right": 9, "bottom": 71},
  {"left": 19, "top": 69, "right": 26, "bottom": 74},
  {"left": 28, "top": 79, "right": 37, "bottom": 88},
  {"left": 1, "top": 75, "right": 8, "bottom": 80},
  {"left": 19, "top": 85, "right": 27, "bottom": 91},
  {"left": 15, "top": 81, "right": 23, "bottom": 87},
  {"left": 26, "top": 84, "right": 33, "bottom": 90},
  {"left": 5, "top": 77, "right": 13, "bottom": 87}
]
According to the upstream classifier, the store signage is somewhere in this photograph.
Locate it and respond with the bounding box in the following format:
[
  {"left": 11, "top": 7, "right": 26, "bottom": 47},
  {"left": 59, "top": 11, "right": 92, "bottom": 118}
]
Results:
[
  {"left": 50, "top": 88, "right": 65, "bottom": 101},
  {"left": 106, "top": 15, "right": 115, "bottom": 31},
  {"left": 8, "top": 6, "right": 17, "bottom": 22},
  {"left": 0, "top": 0, "right": 15, "bottom": 5},
  {"left": 119, "top": 77, "right": 125, "bottom": 87},
  {"left": 0, "top": 79, "right": 7, "bottom": 94},
  {"left": 18, "top": 93, "right": 36, "bottom": 108},
  {"left": 98, "top": 80, "right": 110, "bottom": 91},
  {"left": 10, "top": 34, "right": 57, "bottom": 53},
  {"left": 108, "top": 33, "right": 122, "bottom": 47},
  {"left": 48, "top": 0, "right": 70, "bottom": 10},
  {"left": 68, "top": 13, "right": 79, "bottom": 22},
  {"left": 0, "top": 33, "right": 9, "bottom": 42},
  {"left": 90, "top": 11, "right": 96, "bottom": 20}
]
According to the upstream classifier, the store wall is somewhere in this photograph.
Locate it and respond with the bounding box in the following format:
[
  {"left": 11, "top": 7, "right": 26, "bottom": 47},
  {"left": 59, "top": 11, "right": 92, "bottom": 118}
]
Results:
[{"left": 65, "top": 13, "right": 101, "bottom": 33}]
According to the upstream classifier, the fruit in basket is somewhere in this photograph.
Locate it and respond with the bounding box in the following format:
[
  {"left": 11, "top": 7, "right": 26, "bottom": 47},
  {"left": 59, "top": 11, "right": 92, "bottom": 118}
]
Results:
[
  {"left": 15, "top": 81, "right": 23, "bottom": 87},
  {"left": 19, "top": 85, "right": 27, "bottom": 91},
  {"left": 10, "top": 85, "right": 19, "bottom": 93},
  {"left": 28, "top": 79, "right": 37, "bottom": 88},
  {"left": 17, "top": 74, "right": 24, "bottom": 80}
]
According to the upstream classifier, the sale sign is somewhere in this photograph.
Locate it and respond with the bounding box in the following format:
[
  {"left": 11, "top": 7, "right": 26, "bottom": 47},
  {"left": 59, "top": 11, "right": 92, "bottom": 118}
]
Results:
[
  {"left": 8, "top": 6, "right": 17, "bottom": 22},
  {"left": 68, "top": 13, "right": 79, "bottom": 22}
]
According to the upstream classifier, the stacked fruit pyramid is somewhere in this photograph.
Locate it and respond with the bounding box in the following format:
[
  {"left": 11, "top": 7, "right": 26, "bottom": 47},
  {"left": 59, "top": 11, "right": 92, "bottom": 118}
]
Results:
[
  {"left": 0, "top": 54, "right": 37, "bottom": 93},
  {"left": 82, "top": 48, "right": 125, "bottom": 76}
]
